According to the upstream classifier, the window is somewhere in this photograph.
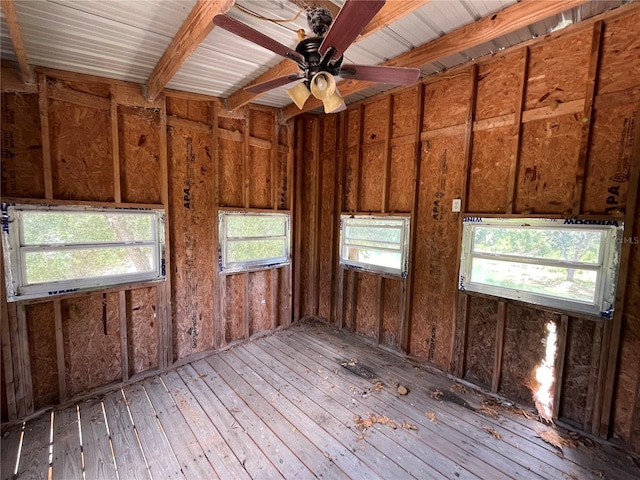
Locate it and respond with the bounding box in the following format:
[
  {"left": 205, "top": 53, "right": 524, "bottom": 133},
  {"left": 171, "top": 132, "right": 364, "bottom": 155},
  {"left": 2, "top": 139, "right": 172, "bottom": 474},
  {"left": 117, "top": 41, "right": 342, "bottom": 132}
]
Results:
[
  {"left": 339, "top": 215, "right": 410, "bottom": 277},
  {"left": 459, "top": 218, "right": 623, "bottom": 317},
  {"left": 1, "top": 203, "right": 165, "bottom": 301},
  {"left": 219, "top": 211, "right": 290, "bottom": 273}
]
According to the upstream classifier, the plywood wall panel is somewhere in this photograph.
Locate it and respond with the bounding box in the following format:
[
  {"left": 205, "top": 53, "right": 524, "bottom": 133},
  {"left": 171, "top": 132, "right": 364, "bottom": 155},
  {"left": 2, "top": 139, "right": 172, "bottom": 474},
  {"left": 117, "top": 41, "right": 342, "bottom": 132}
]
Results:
[
  {"left": 392, "top": 88, "right": 418, "bottom": 138},
  {"left": 468, "top": 126, "right": 514, "bottom": 213},
  {"left": 382, "top": 278, "right": 401, "bottom": 349},
  {"left": 62, "top": 293, "right": 121, "bottom": 398},
  {"left": 614, "top": 314, "right": 640, "bottom": 447},
  {"left": 225, "top": 274, "right": 245, "bottom": 343},
  {"left": 321, "top": 115, "right": 337, "bottom": 152},
  {"left": 583, "top": 102, "right": 638, "bottom": 214},
  {"left": 26, "top": 303, "right": 58, "bottom": 409},
  {"left": 168, "top": 124, "right": 215, "bottom": 359},
  {"left": 597, "top": 11, "right": 640, "bottom": 96},
  {"left": 318, "top": 153, "right": 336, "bottom": 321},
  {"left": 363, "top": 99, "right": 387, "bottom": 144},
  {"left": 388, "top": 143, "right": 415, "bottom": 213},
  {"left": 1, "top": 93, "right": 44, "bottom": 198},
  {"left": 248, "top": 144, "right": 271, "bottom": 208},
  {"left": 248, "top": 270, "right": 270, "bottom": 336},
  {"left": 475, "top": 53, "right": 521, "bottom": 121},
  {"left": 359, "top": 145, "right": 384, "bottom": 212},
  {"left": 410, "top": 135, "right": 464, "bottom": 366},
  {"left": 355, "top": 272, "right": 378, "bottom": 340},
  {"left": 299, "top": 147, "right": 314, "bottom": 314},
  {"left": 128, "top": 287, "right": 158, "bottom": 374},
  {"left": 423, "top": 76, "right": 469, "bottom": 131},
  {"left": 464, "top": 296, "right": 497, "bottom": 390},
  {"left": 218, "top": 136, "right": 244, "bottom": 207},
  {"left": 560, "top": 318, "right": 597, "bottom": 424},
  {"left": 167, "top": 97, "right": 209, "bottom": 123},
  {"left": 500, "top": 306, "right": 556, "bottom": 408},
  {"left": 49, "top": 99, "right": 113, "bottom": 201},
  {"left": 344, "top": 148, "right": 359, "bottom": 212},
  {"left": 525, "top": 30, "right": 590, "bottom": 111},
  {"left": 515, "top": 114, "right": 582, "bottom": 214},
  {"left": 118, "top": 106, "right": 162, "bottom": 204}
]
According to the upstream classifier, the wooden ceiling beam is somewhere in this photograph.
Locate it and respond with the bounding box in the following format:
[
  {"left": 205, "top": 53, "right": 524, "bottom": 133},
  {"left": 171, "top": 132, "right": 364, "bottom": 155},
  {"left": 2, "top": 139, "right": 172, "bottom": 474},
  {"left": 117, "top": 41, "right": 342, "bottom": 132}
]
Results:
[
  {"left": 145, "top": 0, "right": 235, "bottom": 101},
  {"left": 282, "top": 0, "right": 590, "bottom": 119},
  {"left": 1, "top": 0, "right": 33, "bottom": 84},
  {"left": 225, "top": 0, "right": 430, "bottom": 111}
]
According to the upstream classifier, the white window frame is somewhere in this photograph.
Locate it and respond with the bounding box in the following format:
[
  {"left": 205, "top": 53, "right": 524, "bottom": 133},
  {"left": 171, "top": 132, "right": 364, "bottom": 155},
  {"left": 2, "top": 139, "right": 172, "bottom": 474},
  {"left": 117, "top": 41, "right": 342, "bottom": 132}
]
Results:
[
  {"left": 339, "top": 214, "right": 411, "bottom": 278},
  {"left": 459, "top": 217, "right": 623, "bottom": 318},
  {"left": 2, "top": 203, "right": 166, "bottom": 302},
  {"left": 218, "top": 211, "right": 291, "bottom": 274}
]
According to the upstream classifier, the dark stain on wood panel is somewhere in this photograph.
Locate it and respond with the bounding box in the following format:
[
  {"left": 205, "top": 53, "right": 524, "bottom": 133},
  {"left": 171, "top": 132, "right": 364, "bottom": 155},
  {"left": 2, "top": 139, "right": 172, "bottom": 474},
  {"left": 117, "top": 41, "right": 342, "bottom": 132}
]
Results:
[
  {"left": 464, "top": 296, "right": 497, "bottom": 390},
  {"left": 118, "top": 106, "right": 162, "bottom": 204},
  {"left": 363, "top": 99, "right": 387, "bottom": 145},
  {"left": 248, "top": 270, "right": 271, "bottom": 336},
  {"left": 0, "top": 93, "right": 44, "bottom": 198},
  {"left": 27, "top": 303, "right": 58, "bottom": 409}
]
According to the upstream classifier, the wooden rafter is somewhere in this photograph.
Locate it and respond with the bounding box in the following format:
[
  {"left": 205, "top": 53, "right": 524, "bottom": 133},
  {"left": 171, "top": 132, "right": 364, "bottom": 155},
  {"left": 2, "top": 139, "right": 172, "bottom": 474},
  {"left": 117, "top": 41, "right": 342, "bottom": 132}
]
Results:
[
  {"left": 1, "top": 0, "right": 33, "bottom": 83},
  {"left": 226, "top": 0, "right": 430, "bottom": 111},
  {"left": 145, "top": 0, "right": 235, "bottom": 101},
  {"left": 283, "top": 0, "right": 590, "bottom": 119}
]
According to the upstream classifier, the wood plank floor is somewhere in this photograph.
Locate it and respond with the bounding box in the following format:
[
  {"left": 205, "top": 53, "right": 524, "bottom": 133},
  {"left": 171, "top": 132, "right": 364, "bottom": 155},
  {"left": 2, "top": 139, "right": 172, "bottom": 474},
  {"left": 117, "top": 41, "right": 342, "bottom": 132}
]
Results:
[{"left": 2, "top": 321, "right": 640, "bottom": 480}]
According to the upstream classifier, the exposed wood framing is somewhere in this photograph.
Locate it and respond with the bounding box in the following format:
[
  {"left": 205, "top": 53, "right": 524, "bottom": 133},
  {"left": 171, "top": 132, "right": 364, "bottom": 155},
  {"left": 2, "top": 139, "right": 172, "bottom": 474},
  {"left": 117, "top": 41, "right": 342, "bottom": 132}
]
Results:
[
  {"left": 293, "top": 118, "right": 304, "bottom": 323},
  {"left": 311, "top": 118, "right": 322, "bottom": 317},
  {"left": 400, "top": 83, "right": 425, "bottom": 354},
  {"left": 38, "top": 74, "right": 53, "bottom": 200},
  {"left": 381, "top": 95, "right": 394, "bottom": 213},
  {"left": 453, "top": 294, "right": 469, "bottom": 378},
  {"left": 243, "top": 109, "right": 250, "bottom": 339},
  {"left": 271, "top": 113, "right": 280, "bottom": 331},
  {"left": 53, "top": 299, "right": 67, "bottom": 403},
  {"left": 572, "top": 21, "right": 603, "bottom": 215},
  {"left": 15, "top": 304, "right": 33, "bottom": 416},
  {"left": 118, "top": 291, "right": 128, "bottom": 382},
  {"left": 586, "top": 322, "right": 604, "bottom": 432},
  {"left": 348, "top": 270, "right": 357, "bottom": 332},
  {"left": 145, "top": 0, "right": 235, "bottom": 101},
  {"left": 491, "top": 302, "right": 506, "bottom": 393},
  {"left": 111, "top": 87, "right": 122, "bottom": 203},
  {"left": 284, "top": 122, "right": 295, "bottom": 327},
  {"left": 376, "top": 277, "right": 384, "bottom": 344},
  {"left": 0, "top": 252, "right": 17, "bottom": 420},
  {"left": 212, "top": 101, "right": 225, "bottom": 348},
  {"left": 552, "top": 315, "right": 569, "bottom": 419},
  {"left": 506, "top": 47, "right": 529, "bottom": 214},
  {"left": 334, "top": 111, "right": 348, "bottom": 328},
  {"left": 0, "top": 0, "right": 33, "bottom": 83}
]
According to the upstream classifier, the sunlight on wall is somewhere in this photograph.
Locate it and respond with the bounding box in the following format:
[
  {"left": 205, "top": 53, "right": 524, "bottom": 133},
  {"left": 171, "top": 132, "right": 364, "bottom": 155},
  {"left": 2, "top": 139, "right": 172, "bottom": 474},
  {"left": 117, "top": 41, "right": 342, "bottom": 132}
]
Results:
[{"left": 533, "top": 321, "right": 558, "bottom": 421}]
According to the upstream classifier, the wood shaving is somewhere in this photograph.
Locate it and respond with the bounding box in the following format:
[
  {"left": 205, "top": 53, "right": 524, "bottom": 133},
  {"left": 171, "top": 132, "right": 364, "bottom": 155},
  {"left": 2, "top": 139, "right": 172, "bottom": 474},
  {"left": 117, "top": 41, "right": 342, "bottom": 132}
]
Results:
[
  {"left": 536, "top": 429, "right": 577, "bottom": 450},
  {"left": 425, "top": 412, "right": 437, "bottom": 423},
  {"left": 402, "top": 421, "right": 418, "bottom": 431},
  {"left": 483, "top": 426, "right": 502, "bottom": 440},
  {"left": 431, "top": 389, "right": 443, "bottom": 400}
]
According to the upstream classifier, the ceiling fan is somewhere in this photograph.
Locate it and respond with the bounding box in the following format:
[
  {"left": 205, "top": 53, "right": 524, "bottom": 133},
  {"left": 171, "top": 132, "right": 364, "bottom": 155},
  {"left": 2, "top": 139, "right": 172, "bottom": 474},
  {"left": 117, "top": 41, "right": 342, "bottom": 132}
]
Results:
[{"left": 213, "top": 0, "right": 421, "bottom": 113}]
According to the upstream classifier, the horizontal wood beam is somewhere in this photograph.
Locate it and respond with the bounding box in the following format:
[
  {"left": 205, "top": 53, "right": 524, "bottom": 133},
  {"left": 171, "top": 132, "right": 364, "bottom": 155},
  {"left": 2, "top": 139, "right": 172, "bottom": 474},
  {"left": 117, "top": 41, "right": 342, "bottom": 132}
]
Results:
[
  {"left": 145, "top": 0, "right": 235, "bottom": 101},
  {"left": 1, "top": 0, "right": 33, "bottom": 84},
  {"left": 283, "top": 0, "right": 589, "bottom": 119},
  {"left": 226, "top": 1, "right": 430, "bottom": 111}
]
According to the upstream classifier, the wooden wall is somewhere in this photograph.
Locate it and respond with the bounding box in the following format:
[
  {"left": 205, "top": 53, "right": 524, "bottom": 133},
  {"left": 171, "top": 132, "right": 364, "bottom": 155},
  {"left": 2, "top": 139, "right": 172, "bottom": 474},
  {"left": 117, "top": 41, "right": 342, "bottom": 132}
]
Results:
[
  {"left": 295, "top": 5, "right": 640, "bottom": 453},
  {"left": 0, "top": 66, "right": 292, "bottom": 421}
]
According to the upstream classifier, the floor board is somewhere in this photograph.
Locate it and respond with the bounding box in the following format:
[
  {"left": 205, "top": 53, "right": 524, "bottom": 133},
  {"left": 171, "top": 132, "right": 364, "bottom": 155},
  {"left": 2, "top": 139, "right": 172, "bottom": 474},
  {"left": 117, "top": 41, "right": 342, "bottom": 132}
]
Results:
[{"left": 2, "top": 322, "right": 639, "bottom": 480}]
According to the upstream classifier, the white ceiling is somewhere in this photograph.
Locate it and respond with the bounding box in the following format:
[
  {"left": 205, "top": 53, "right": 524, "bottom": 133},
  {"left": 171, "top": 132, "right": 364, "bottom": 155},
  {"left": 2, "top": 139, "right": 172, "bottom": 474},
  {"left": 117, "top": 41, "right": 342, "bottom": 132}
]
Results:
[{"left": 0, "top": 0, "right": 632, "bottom": 111}]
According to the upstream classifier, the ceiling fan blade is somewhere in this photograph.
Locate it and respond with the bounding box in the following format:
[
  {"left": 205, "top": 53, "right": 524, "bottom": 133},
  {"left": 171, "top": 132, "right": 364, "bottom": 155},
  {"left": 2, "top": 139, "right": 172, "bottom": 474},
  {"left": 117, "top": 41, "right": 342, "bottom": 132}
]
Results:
[
  {"left": 319, "top": 0, "right": 385, "bottom": 61},
  {"left": 339, "top": 64, "right": 420, "bottom": 85},
  {"left": 244, "top": 73, "right": 305, "bottom": 94},
  {"left": 213, "top": 15, "right": 304, "bottom": 64}
]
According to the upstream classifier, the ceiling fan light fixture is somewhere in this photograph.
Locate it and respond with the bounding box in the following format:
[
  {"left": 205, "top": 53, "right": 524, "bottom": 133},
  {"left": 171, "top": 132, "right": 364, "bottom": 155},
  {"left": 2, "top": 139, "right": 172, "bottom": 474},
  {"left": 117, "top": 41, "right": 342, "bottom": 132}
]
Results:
[
  {"left": 287, "top": 82, "right": 311, "bottom": 110},
  {"left": 310, "top": 72, "right": 345, "bottom": 114}
]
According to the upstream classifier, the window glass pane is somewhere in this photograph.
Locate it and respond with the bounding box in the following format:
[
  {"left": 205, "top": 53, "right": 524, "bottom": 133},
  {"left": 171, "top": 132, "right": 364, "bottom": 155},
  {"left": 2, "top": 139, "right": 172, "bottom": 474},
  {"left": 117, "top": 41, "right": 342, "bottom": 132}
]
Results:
[
  {"left": 473, "top": 227, "right": 602, "bottom": 264},
  {"left": 227, "top": 216, "right": 285, "bottom": 238},
  {"left": 344, "top": 246, "right": 402, "bottom": 271},
  {"left": 470, "top": 257, "right": 597, "bottom": 303},
  {"left": 227, "top": 239, "right": 286, "bottom": 263},
  {"left": 23, "top": 212, "right": 154, "bottom": 245},
  {"left": 345, "top": 226, "right": 402, "bottom": 245},
  {"left": 25, "top": 246, "right": 155, "bottom": 284}
]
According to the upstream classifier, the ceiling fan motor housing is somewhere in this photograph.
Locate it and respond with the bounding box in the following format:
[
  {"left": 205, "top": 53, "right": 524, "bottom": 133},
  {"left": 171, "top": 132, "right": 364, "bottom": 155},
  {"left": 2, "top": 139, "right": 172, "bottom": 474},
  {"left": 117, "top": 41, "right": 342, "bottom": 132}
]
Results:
[{"left": 296, "top": 37, "right": 343, "bottom": 79}]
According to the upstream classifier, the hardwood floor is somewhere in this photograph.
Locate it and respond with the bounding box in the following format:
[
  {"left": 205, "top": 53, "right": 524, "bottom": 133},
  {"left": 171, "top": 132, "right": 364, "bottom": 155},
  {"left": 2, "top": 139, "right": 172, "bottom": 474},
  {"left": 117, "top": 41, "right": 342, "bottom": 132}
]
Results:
[{"left": 2, "top": 321, "right": 639, "bottom": 480}]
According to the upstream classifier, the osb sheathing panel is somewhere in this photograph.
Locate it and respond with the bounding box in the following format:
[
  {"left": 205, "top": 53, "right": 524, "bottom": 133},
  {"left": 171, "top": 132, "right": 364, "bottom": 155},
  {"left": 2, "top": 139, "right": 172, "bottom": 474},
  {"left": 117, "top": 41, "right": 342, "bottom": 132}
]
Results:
[
  {"left": 360, "top": 145, "right": 384, "bottom": 212},
  {"left": 277, "top": 123, "right": 291, "bottom": 210},
  {"left": 583, "top": 103, "right": 638, "bottom": 214},
  {"left": 166, "top": 97, "right": 209, "bottom": 123},
  {"left": 218, "top": 135, "right": 244, "bottom": 207},
  {"left": 118, "top": 106, "right": 162, "bottom": 204},
  {"left": 248, "top": 270, "right": 271, "bottom": 336},
  {"left": 525, "top": 30, "right": 590, "bottom": 111},
  {"left": 410, "top": 135, "right": 464, "bottom": 366},
  {"left": 597, "top": 11, "right": 640, "bottom": 96},
  {"left": 363, "top": 99, "right": 388, "bottom": 145},
  {"left": 225, "top": 273, "right": 245, "bottom": 343},
  {"left": 299, "top": 147, "right": 314, "bottom": 314},
  {"left": 1, "top": 93, "right": 44, "bottom": 198},
  {"left": 346, "top": 108, "right": 361, "bottom": 147},
  {"left": 321, "top": 115, "right": 337, "bottom": 152},
  {"left": 344, "top": 148, "right": 359, "bottom": 212},
  {"left": 464, "top": 296, "right": 497, "bottom": 390},
  {"left": 249, "top": 109, "right": 273, "bottom": 141},
  {"left": 248, "top": 144, "right": 271, "bottom": 208},
  {"left": 475, "top": 53, "right": 521, "bottom": 121},
  {"left": 168, "top": 124, "right": 215, "bottom": 359},
  {"left": 500, "top": 306, "right": 556, "bottom": 408},
  {"left": 392, "top": 88, "right": 417, "bottom": 138},
  {"left": 388, "top": 143, "right": 415, "bottom": 213},
  {"left": 128, "top": 287, "right": 157, "bottom": 374},
  {"left": 53, "top": 78, "right": 110, "bottom": 99},
  {"left": 561, "top": 318, "right": 597, "bottom": 424},
  {"left": 318, "top": 153, "right": 336, "bottom": 321},
  {"left": 382, "top": 278, "right": 401, "bottom": 349},
  {"left": 468, "top": 126, "right": 515, "bottom": 213},
  {"left": 62, "top": 293, "right": 121, "bottom": 398},
  {"left": 355, "top": 272, "right": 378, "bottom": 340},
  {"left": 614, "top": 314, "right": 640, "bottom": 446},
  {"left": 515, "top": 114, "right": 582, "bottom": 214},
  {"left": 27, "top": 303, "right": 58, "bottom": 409},
  {"left": 49, "top": 99, "right": 114, "bottom": 201},
  {"left": 423, "top": 75, "right": 470, "bottom": 131}
]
